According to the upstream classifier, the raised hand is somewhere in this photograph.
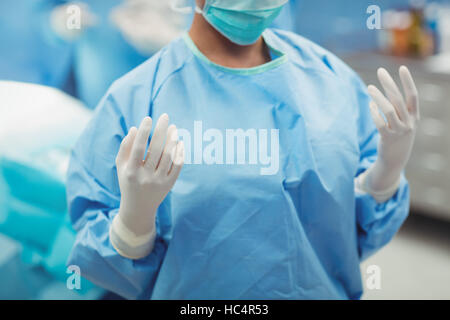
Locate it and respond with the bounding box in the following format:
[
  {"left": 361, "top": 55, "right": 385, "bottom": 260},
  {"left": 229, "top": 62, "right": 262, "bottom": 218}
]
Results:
[
  {"left": 110, "top": 114, "right": 184, "bottom": 259},
  {"left": 357, "top": 66, "right": 420, "bottom": 202}
]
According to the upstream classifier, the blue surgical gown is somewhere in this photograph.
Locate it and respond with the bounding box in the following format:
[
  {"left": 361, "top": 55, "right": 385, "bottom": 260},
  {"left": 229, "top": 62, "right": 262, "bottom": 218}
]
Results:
[{"left": 66, "top": 29, "right": 410, "bottom": 300}]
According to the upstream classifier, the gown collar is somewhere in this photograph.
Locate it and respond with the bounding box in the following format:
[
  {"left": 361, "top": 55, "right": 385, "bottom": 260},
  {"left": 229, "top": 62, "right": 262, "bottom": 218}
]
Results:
[{"left": 182, "top": 30, "right": 288, "bottom": 75}]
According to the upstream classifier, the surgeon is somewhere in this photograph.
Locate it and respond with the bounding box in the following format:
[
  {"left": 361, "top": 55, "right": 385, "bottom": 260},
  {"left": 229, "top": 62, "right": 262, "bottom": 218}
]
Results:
[{"left": 67, "top": 0, "right": 420, "bottom": 299}]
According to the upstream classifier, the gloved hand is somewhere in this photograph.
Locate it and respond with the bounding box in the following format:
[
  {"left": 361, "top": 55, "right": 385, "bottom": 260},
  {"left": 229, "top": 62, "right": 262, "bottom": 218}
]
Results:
[
  {"left": 50, "top": 2, "right": 98, "bottom": 41},
  {"left": 110, "top": 0, "right": 186, "bottom": 56},
  {"left": 110, "top": 114, "right": 185, "bottom": 259},
  {"left": 356, "top": 66, "right": 420, "bottom": 203}
]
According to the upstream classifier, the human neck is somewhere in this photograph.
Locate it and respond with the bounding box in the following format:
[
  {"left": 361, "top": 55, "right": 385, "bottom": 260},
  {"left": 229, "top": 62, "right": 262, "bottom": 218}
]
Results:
[{"left": 188, "top": 13, "right": 271, "bottom": 69}]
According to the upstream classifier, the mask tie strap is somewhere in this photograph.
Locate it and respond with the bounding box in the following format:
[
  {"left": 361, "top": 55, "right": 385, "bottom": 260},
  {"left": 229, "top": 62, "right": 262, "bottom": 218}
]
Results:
[{"left": 194, "top": 6, "right": 203, "bottom": 14}]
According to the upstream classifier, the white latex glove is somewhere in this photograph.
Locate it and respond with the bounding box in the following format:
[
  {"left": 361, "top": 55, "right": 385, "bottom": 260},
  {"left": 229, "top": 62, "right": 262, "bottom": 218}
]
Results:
[
  {"left": 356, "top": 66, "right": 420, "bottom": 203},
  {"left": 110, "top": 114, "right": 185, "bottom": 259},
  {"left": 50, "top": 2, "right": 98, "bottom": 41},
  {"left": 110, "top": 0, "right": 187, "bottom": 56}
]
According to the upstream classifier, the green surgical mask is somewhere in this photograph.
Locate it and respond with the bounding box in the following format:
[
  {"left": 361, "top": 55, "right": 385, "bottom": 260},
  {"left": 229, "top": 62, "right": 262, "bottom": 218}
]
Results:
[{"left": 172, "top": 0, "right": 288, "bottom": 45}]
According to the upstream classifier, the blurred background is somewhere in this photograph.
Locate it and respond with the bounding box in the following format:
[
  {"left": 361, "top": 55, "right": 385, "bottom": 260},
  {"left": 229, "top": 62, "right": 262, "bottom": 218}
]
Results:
[{"left": 0, "top": 0, "right": 449, "bottom": 300}]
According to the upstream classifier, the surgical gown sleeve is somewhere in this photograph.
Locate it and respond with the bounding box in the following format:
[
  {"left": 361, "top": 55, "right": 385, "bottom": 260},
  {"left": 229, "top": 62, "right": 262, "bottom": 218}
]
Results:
[
  {"left": 352, "top": 76, "right": 410, "bottom": 261},
  {"left": 66, "top": 69, "right": 168, "bottom": 300}
]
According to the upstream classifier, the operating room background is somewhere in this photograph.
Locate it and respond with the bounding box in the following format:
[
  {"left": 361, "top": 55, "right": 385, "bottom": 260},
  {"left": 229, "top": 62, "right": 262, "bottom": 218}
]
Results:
[{"left": 0, "top": 0, "right": 449, "bottom": 299}]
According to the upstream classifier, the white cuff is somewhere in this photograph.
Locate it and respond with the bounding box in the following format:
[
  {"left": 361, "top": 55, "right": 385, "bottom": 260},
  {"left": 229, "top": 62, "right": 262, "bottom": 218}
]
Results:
[
  {"left": 355, "top": 169, "right": 401, "bottom": 203},
  {"left": 109, "top": 214, "right": 156, "bottom": 260}
]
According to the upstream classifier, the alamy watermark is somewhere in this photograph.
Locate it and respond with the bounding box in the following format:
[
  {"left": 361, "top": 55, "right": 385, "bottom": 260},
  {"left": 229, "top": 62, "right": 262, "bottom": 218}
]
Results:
[
  {"left": 66, "top": 265, "right": 81, "bottom": 290},
  {"left": 367, "top": 5, "right": 382, "bottom": 30},
  {"left": 365, "top": 264, "right": 382, "bottom": 290},
  {"left": 178, "top": 121, "right": 280, "bottom": 176},
  {"left": 66, "top": 4, "right": 83, "bottom": 30}
]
